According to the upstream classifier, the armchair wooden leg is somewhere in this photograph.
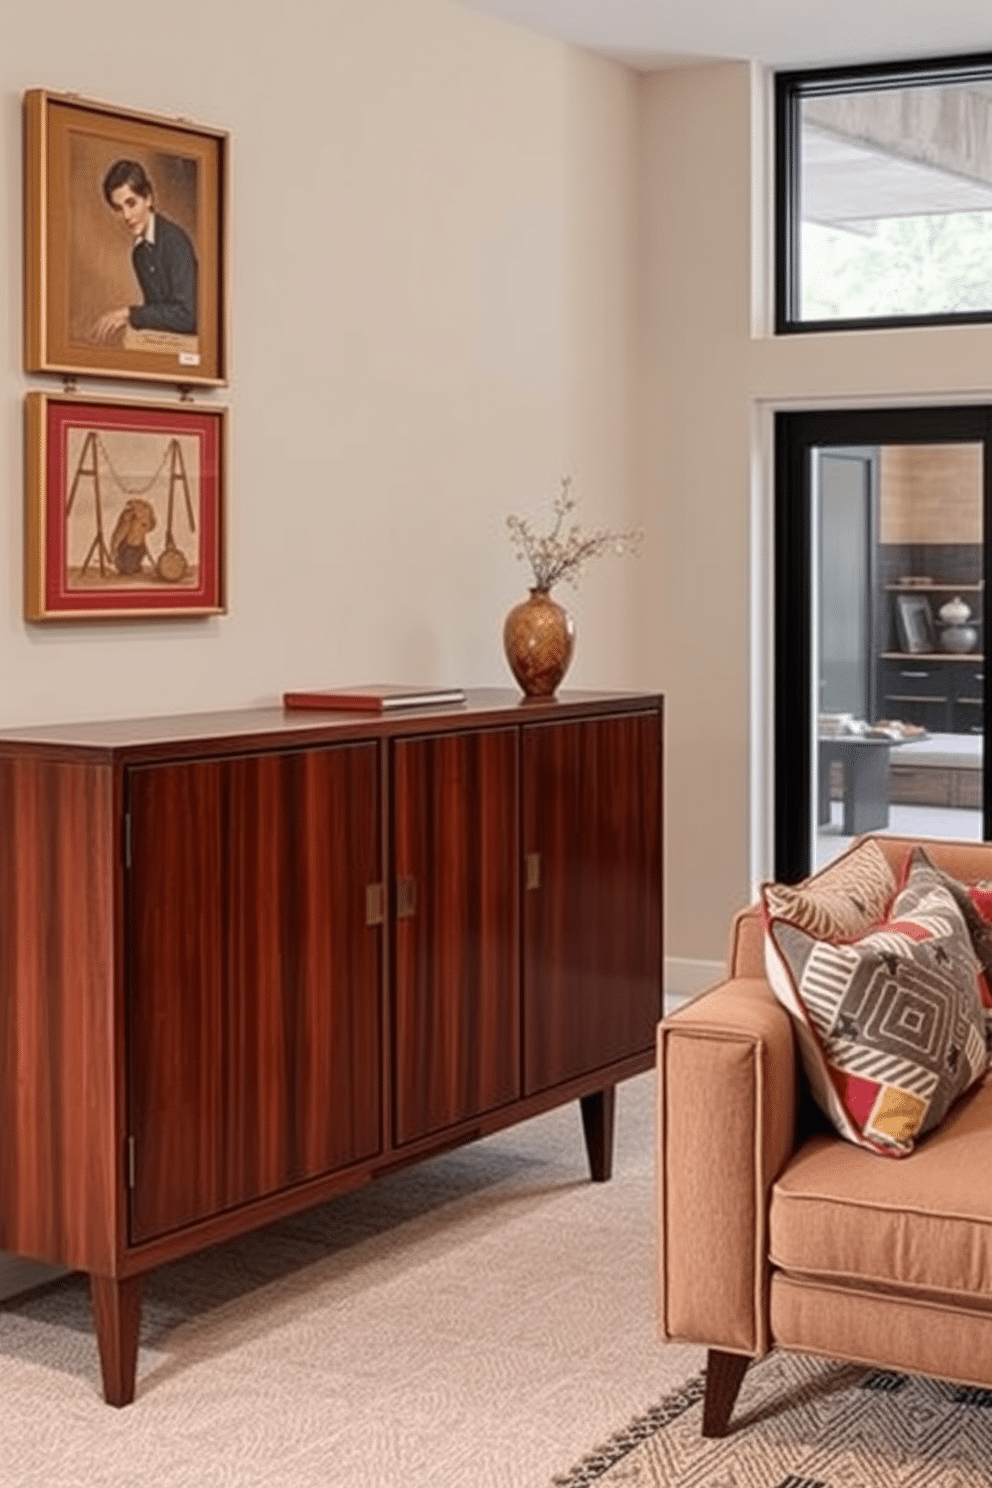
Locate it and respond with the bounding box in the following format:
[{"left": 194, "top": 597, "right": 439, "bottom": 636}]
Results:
[{"left": 702, "top": 1348, "right": 750, "bottom": 1437}]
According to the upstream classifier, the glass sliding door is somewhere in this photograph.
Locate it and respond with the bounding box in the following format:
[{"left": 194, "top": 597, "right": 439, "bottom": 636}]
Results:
[
  {"left": 818, "top": 448, "right": 877, "bottom": 722},
  {"left": 775, "top": 407, "right": 992, "bottom": 883}
]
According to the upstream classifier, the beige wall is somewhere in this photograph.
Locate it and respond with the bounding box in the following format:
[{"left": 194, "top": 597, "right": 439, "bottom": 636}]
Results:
[
  {"left": 0, "top": 0, "right": 641, "bottom": 1296},
  {"left": 638, "top": 61, "right": 992, "bottom": 967},
  {"left": 0, "top": 0, "right": 642, "bottom": 732}
]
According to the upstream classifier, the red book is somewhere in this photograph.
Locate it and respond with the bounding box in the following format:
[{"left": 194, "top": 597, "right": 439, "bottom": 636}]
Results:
[{"left": 282, "top": 684, "right": 467, "bottom": 713}]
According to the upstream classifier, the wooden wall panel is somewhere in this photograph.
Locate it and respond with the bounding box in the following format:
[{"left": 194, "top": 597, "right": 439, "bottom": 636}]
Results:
[{"left": 880, "top": 444, "right": 982, "bottom": 545}]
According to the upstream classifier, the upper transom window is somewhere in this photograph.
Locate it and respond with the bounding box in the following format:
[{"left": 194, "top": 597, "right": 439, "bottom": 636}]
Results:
[{"left": 776, "top": 54, "right": 992, "bottom": 333}]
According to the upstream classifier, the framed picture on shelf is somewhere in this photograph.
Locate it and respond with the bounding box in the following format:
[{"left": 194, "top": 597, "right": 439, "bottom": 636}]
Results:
[
  {"left": 895, "top": 593, "right": 936, "bottom": 654},
  {"left": 24, "top": 89, "right": 228, "bottom": 386},
  {"left": 25, "top": 392, "right": 226, "bottom": 621}
]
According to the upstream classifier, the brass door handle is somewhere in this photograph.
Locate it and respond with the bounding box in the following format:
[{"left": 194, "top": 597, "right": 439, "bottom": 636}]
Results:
[
  {"left": 365, "top": 883, "right": 384, "bottom": 926},
  {"left": 396, "top": 876, "right": 417, "bottom": 918}
]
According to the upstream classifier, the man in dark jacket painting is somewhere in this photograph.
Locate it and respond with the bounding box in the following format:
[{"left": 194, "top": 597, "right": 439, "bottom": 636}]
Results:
[{"left": 91, "top": 159, "right": 198, "bottom": 342}]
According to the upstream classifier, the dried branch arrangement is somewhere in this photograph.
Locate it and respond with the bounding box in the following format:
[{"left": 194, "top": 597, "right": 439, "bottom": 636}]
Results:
[{"left": 506, "top": 477, "right": 642, "bottom": 592}]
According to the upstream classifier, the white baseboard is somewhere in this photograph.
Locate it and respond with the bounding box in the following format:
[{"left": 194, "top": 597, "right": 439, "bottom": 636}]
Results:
[
  {"left": 664, "top": 956, "right": 725, "bottom": 1015},
  {"left": 0, "top": 1255, "right": 64, "bottom": 1303}
]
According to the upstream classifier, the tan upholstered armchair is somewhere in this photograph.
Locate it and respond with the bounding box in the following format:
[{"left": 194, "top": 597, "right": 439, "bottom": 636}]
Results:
[{"left": 657, "top": 834, "right": 992, "bottom": 1437}]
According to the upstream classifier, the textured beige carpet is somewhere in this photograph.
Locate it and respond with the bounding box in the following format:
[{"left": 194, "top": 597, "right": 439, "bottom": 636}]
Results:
[
  {"left": 553, "top": 1350, "right": 992, "bottom": 1486},
  {"left": 0, "top": 1070, "right": 702, "bottom": 1487}
]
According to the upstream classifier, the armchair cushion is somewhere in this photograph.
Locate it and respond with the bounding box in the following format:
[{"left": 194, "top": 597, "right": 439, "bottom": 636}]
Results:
[
  {"left": 770, "top": 1073, "right": 992, "bottom": 1307},
  {"left": 764, "top": 848, "right": 989, "bottom": 1157}
]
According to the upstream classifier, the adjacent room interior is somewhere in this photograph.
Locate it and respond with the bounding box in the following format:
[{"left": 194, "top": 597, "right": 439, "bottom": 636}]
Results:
[{"left": 816, "top": 439, "right": 984, "bottom": 867}]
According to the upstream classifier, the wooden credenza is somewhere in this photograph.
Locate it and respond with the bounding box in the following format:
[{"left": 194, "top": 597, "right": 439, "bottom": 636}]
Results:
[{"left": 0, "top": 688, "right": 663, "bottom": 1404}]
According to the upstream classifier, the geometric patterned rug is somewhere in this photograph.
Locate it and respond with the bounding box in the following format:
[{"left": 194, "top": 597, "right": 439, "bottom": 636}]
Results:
[{"left": 552, "top": 1351, "right": 992, "bottom": 1487}]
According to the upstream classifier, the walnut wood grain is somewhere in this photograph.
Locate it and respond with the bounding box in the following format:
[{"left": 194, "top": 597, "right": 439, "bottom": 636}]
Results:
[
  {"left": 126, "top": 743, "right": 382, "bottom": 1243},
  {"left": 0, "top": 692, "right": 663, "bottom": 1406},
  {"left": 0, "top": 756, "right": 120, "bottom": 1272},
  {"left": 392, "top": 727, "right": 520, "bottom": 1143},
  {"left": 91, "top": 1274, "right": 143, "bottom": 1407},
  {"left": 521, "top": 711, "right": 663, "bottom": 1095},
  {"left": 118, "top": 1048, "right": 654, "bottom": 1277},
  {"left": 880, "top": 443, "right": 981, "bottom": 545}
]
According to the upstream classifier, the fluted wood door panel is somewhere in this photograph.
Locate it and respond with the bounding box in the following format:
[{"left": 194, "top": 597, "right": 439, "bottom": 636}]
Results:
[
  {"left": 0, "top": 756, "right": 119, "bottom": 1272},
  {"left": 522, "top": 711, "right": 662, "bottom": 1094},
  {"left": 127, "top": 744, "right": 381, "bottom": 1244},
  {"left": 126, "top": 760, "right": 224, "bottom": 1243},
  {"left": 392, "top": 728, "right": 520, "bottom": 1145}
]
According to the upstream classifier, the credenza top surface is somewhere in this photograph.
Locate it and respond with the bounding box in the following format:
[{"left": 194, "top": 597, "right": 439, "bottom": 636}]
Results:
[{"left": 0, "top": 687, "right": 663, "bottom": 763}]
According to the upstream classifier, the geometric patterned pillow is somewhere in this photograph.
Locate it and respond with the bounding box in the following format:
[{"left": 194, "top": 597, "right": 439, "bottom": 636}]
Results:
[
  {"left": 764, "top": 848, "right": 990, "bottom": 1157},
  {"left": 761, "top": 836, "right": 897, "bottom": 941},
  {"left": 927, "top": 858, "right": 992, "bottom": 1054},
  {"left": 928, "top": 859, "right": 992, "bottom": 978}
]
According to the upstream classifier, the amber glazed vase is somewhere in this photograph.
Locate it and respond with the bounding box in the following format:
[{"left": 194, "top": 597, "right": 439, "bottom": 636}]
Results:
[{"left": 503, "top": 587, "right": 575, "bottom": 697}]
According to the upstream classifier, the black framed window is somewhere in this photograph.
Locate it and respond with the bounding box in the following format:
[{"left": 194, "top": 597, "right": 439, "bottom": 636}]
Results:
[{"left": 776, "top": 54, "right": 992, "bottom": 334}]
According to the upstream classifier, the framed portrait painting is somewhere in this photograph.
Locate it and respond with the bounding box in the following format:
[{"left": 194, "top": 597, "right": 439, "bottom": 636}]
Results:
[
  {"left": 24, "top": 90, "right": 228, "bottom": 386},
  {"left": 25, "top": 392, "right": 226, "bottom": 620}
]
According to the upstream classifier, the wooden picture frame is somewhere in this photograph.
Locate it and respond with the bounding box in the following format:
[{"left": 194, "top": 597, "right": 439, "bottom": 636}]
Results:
[
  {"left": 25, "top": 392, "right": 226, "bottom": 620},
  {"left": 895, "top": 592, "right": 935, "bottom": 654},
  {"left": 24, "top": 90, "right": 228, "bottom": 386}
]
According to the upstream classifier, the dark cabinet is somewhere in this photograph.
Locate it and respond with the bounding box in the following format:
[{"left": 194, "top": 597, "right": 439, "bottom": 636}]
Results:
[
  {"left": 879, "top": 579, "right": 983, "bottom": 735},
  {"left": 0, "top": 690, "right": 662, "bottom": 1406},
  {"left": 878, "top": 656, "right": 984, "bottom": 734}
]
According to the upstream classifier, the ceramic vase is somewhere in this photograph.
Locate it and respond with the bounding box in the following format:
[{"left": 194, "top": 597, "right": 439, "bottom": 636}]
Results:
[
  {"left": 939, "top": 623, "right": 978, "bottom": 654},
  {"left": 938, "top": 596, "right": 971, "bottom": 625},
  {"left": 503, "top": 587, "right": 575, "bottom": 698}
]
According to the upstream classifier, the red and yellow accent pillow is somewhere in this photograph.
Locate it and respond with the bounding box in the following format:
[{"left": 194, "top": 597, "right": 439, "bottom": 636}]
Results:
[{"left": 764, "top": 848, "right": 990, "bottom": 1157}]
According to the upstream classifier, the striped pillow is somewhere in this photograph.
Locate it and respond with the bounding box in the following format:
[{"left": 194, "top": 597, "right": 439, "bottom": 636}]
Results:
[{"left": 761, "top": 837, "right": 897, "bottom": 941}]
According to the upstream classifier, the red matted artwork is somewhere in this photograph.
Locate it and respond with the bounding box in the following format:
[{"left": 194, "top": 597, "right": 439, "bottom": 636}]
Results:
[{"left": 25, "top": 392, "right": 226, "bottom": 620}]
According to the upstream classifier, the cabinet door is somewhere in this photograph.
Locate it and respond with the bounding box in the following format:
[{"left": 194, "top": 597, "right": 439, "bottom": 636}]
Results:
[
  {"left": 126, "top": 743, "right": 382, "bottom": 1244},
  {"left": 522, "top": 711, "right": 662, "bottom": 1094},
  {"left": 392, "top": 728, "right": 519, "bottom": 1145}
]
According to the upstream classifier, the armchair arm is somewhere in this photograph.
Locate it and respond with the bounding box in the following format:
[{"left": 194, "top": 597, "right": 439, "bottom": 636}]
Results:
[
  {"left": 657, "top": 976, "right": 798, "bottom": 1357},
  {"left": 727, "top": 905, "right": 765, "bottom": 978}
]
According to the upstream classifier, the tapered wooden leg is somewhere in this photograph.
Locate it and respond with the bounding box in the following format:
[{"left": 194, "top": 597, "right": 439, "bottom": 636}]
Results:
[
  {"left": 580, "top": 1086, "right": 616, "bottom": 1182},
  {"left": 702, "top": 1348, "right": 750, "bottom": 1437},
  {"left": 90, "top": 1274, "right": 143, "bottom": 1407}
]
